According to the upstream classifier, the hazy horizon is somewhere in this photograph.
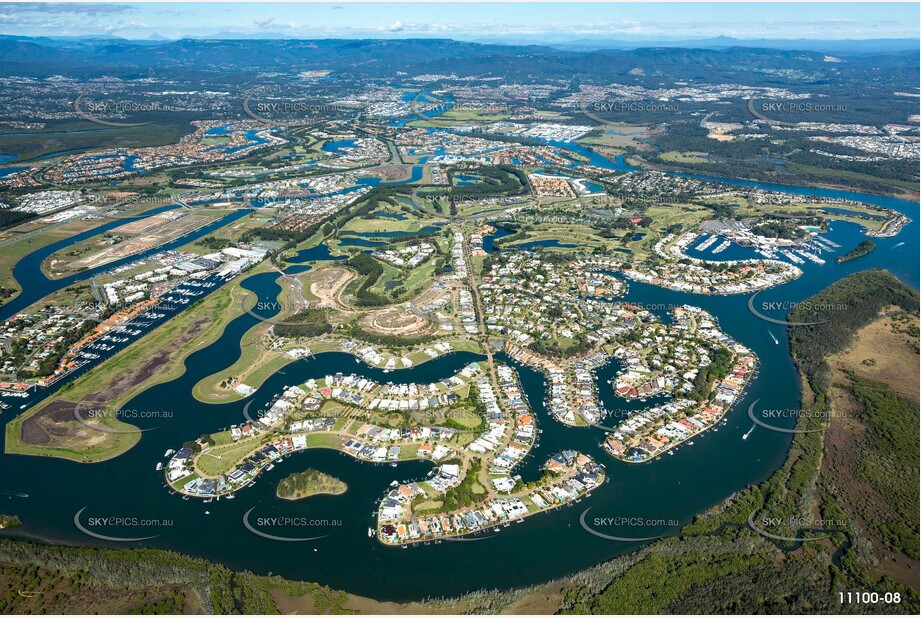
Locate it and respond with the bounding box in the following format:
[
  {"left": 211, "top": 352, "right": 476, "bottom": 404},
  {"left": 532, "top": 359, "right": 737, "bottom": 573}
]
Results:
[{"left": 1, "top": 2, "right": 918, "bottom": 42}]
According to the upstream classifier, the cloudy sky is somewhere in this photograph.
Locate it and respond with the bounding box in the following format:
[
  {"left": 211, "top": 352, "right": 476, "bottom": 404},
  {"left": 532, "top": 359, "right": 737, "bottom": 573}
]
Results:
[{"left": 1, "top": 2, "right": 918, "bottom": 41}]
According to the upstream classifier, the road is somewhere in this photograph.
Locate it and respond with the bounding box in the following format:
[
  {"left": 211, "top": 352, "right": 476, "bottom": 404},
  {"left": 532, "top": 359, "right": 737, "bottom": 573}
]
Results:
[{"left": 380, "top": 137, "right": 403, "bottom": 165}]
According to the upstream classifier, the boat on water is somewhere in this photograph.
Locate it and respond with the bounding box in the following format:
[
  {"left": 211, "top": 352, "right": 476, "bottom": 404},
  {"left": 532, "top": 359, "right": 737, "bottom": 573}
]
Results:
[
  {"left": 769, "top": 330, "right": 779, "bottom": 345},
  {"left": 155, "top": 462, "right": 164, "bottom": 471},
  {"left": 712, "top": 239, "right": 731, "bottom": 254},
  {"left": 807, "top": 242, "right": 826, "bottom": 253},
  {"left": 164, "top": 449, "right": 175, "bottom": 457},
  {"left": 795, "top": 249, "right": 825, "bottom": 265},
  {"left": 368, "top": 527, "right": 375, "bottom": 537},
  {"left": 743, "top": 425, "right": 755, "bottom": 440},
  {"left": 695, "top": 234, "right": 718, "bottom": 251}
]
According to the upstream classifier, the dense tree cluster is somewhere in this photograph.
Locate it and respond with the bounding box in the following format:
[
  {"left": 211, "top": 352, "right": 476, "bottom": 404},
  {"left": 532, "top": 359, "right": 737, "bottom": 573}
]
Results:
[
  {"left": 276, "top": 469, "right": 346, "bottom": 499},
  {"left": 448, "top": 165, "right": 527, "bottom": 200},
  {"left": 843, "top": 371, "right": 919, "bottom": 558},
  {"left": 441, "top": 460, "right": 488, "bottom": 512},
  {"left": 836, "top": 239, "right": 876, "bottom": 263},
  {"left": 0, "top": 210, "right": 36, "bottom": 231},
  {"left": 346, "top": 253, "right": 389, "bottom": 306},
  {"left": 195, "top": 235, "right": 234, "bottom": 251},
  {"left": 688, "top": 346, "right": 733, "bottom": 402}
]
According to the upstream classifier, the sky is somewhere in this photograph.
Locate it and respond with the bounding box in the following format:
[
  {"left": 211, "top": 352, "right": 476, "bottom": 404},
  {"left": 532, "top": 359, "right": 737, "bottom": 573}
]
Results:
[{"left": 0, "top": 2, "right": 918, "bottom": 41}]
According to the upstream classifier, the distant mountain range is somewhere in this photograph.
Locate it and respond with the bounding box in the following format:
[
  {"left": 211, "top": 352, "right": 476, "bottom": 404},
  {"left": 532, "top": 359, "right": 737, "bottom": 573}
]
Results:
[
  {"left": 489, "top": 35, "right": 921, "bottom": 55},
  {"left": 2, "top": 33, "right": 917, "bottom": 55},
  {"left": 0, "top": 35, "right": 917, "bottom": 82}
]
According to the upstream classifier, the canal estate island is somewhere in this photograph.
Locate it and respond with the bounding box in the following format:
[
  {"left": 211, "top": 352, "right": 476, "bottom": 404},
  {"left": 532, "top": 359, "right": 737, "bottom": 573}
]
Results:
[
  {"left": 2, "top": 107, "right": 908, "bottom": 546},
  {"left": 276, "top": 468, "right": 347, "bottom": 500},
  {"left": 4, "top": 86, "right": 904, "bottom": 544},
  {"left": 0, "top": 20, "right": 917, "bottom": 613}
]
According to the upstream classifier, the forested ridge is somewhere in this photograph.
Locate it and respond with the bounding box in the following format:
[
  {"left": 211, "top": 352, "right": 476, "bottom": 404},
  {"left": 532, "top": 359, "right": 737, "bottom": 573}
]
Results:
[{"left": 787, "top": 269, "right": 918, "bottom": 392}]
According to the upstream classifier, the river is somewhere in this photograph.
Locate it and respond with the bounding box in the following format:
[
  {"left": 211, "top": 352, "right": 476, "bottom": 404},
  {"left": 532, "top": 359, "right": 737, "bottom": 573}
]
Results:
[{"left": 0, "top": 132, "right": 917, "bottom": 601}]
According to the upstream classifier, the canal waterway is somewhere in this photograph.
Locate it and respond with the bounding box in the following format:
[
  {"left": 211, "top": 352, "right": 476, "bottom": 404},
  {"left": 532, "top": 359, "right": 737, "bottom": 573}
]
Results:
[{"left": 0, "top": 134, "right": 917, "bottom": 601}]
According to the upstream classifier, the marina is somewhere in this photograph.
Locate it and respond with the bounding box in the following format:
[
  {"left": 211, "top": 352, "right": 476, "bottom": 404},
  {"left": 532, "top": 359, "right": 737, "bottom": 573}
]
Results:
[
  {"left": 694, "top": 234, "right": 719, "bottom": 251},
  {"left": 711, "top": 239, "right": 731, "bottom": 254},
  {"left": 0, "top": 106, "right": 915, "bottom": 601}
]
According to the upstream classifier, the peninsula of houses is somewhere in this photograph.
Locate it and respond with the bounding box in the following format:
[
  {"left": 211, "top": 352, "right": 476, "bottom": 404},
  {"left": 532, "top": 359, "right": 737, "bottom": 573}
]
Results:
[{"left": 163, "top": 358, "right": 605, "bottom": 544}]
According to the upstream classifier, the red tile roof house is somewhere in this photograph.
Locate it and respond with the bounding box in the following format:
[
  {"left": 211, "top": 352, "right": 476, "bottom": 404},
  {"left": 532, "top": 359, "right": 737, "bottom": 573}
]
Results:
[{"left": 605, "top": 438, "right": 625, "bottom": 455}]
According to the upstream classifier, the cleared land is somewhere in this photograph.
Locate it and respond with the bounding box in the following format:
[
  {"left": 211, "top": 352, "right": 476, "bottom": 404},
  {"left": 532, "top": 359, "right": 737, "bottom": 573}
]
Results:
[
  {"left": 5, "top": 266, "right": 262, "bottom": 462},
  {"left": 307, "top": 266, "right": 356, "bottom": 310},
  {"left": 358, "top": 305, "right": 435, "bottom": 337},
  {"left": 44, "top": 211, "right": 219, "bottom": 277}
]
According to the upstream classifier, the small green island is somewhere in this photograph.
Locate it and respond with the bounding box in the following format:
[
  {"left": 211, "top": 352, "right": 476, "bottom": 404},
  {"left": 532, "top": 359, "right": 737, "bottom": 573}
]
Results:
[
  {"left": 276, "top": 469, "right": 348, "bottom": 500},
  {"left": 0, "top": 514, "right": 22, "bottom": 529},
  {"left": 837, "top": 239, "right": 876, "bottom": 263}
]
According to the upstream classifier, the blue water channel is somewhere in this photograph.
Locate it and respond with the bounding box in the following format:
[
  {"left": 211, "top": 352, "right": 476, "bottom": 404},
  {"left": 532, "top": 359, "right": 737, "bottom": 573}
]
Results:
[{"left": 0, "top": 119, "right": 916, "bottom": 601}]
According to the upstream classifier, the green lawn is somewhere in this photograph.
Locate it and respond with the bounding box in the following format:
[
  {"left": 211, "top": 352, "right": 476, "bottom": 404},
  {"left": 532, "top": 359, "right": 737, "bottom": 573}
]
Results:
[{"left": 197, "top": 436, "right": 273, "bottom": 477}]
